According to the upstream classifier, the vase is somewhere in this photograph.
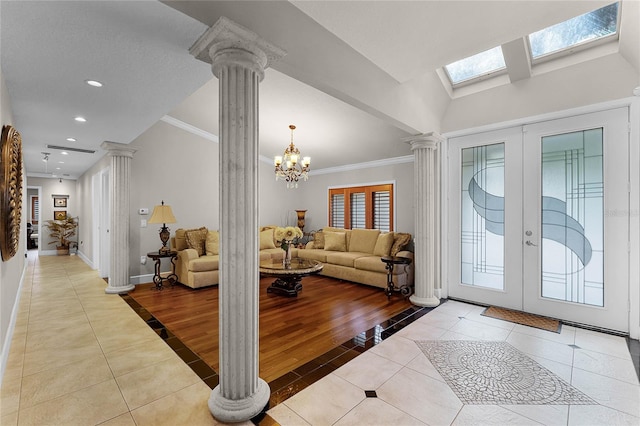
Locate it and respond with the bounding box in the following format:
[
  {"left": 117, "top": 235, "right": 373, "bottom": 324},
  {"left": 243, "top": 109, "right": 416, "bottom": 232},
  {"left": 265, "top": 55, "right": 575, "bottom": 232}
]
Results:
[
  {"left": 283, "top": 244, "right": 292, "bottom": 267},
  {"left": 295, "top": 210, "right": 307, "bottom": 232}
]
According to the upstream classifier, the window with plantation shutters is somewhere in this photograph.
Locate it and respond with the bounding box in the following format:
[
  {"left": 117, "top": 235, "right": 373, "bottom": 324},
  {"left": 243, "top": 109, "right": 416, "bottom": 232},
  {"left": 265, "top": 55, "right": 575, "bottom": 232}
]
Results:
[
  {"left": 373, "top": 190, "right": 390, "bottom": 232},
  {"left": 350, "top": 192, "right": 366, "bottom": 229},
  {"left": 329, "top": 184, "right": 393, "bottom": 231},
  {"left": 31, "top": 196, "right": 39, "bottom": 225},
  {"left": 330, "top": 193, "right": 345, "bottom": 228}
]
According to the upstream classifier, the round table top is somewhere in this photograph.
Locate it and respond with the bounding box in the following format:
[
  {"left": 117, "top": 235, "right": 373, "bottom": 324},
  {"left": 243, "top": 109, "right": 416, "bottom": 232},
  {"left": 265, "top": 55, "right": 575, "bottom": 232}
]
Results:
[
  {"left": 147, "top": 250, "right": 177, "bottom": 259},
  {"left": 259, "top": 258, "right": 323, "bottom": 276}
]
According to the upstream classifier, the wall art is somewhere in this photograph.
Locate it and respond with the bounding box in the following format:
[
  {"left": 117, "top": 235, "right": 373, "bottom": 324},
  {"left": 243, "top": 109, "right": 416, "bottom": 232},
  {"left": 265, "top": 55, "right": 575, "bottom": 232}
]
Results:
[{"left": 0, "top": 125, "right": 23, "bottom": 261}]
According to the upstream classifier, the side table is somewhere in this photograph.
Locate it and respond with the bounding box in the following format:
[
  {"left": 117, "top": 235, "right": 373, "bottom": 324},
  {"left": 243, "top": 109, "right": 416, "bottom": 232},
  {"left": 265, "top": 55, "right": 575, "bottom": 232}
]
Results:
[
  {"left": 147, "top": 251, "right": 178, "bottom": 290},
  {"left": 381, "top": 256, "right": 413, "bottom": 299}
]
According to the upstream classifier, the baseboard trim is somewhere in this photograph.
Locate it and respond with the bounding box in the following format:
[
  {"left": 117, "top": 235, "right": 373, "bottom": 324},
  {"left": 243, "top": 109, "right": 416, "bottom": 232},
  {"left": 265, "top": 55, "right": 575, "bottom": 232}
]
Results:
[{"left": 0, "top": 259, "right": 28, "bottom": 385}]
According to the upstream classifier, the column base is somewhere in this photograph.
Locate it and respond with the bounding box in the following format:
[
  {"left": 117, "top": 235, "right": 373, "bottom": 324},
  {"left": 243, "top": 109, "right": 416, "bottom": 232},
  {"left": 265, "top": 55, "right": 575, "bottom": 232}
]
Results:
[
  {"left": 209, "top": 378, "right": 270, "bottom": 423},
  {"left": 104, "top": 284, "right": 135, "bottom": 294},
  {"left": 410, "top": 294, "right": 441, "bottom": 307}
]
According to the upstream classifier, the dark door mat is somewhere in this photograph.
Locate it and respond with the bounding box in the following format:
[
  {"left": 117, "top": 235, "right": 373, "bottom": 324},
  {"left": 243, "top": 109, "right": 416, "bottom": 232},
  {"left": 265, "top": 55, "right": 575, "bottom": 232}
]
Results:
[{"left": 481, "top": 306, "right": 562, "bottom": 333}]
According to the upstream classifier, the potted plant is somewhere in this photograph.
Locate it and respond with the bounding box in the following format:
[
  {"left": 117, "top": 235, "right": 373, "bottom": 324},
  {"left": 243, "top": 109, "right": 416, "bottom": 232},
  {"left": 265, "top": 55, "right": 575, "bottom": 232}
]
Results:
[{"left": 44, "top": 216, "right": 78, "bottom": 255}]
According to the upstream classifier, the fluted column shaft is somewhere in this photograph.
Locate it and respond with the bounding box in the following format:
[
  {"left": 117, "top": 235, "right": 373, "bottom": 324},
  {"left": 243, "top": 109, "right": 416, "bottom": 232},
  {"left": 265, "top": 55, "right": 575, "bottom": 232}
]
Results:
[
  {"left": 405, "top": 133, "right": 443, "bottom": 307},
  {"left": 190, "top": 17, "right": 285, "bottom": 423},
  {"left": 100, "top": 141, "right": 137, "bottom": 294}
]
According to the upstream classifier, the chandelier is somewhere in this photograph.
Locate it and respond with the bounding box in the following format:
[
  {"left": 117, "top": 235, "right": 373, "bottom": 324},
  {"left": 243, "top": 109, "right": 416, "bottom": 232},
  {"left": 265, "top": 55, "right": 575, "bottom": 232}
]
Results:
[{"left": 274, "top": 125, "right": 310, "bottom": 188}]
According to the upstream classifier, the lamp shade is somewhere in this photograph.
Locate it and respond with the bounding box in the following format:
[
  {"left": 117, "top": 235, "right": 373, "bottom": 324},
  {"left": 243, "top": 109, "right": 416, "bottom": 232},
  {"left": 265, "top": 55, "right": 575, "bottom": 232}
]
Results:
[{"left": 148, "top": 203, "right": 177, "bottom": 224}]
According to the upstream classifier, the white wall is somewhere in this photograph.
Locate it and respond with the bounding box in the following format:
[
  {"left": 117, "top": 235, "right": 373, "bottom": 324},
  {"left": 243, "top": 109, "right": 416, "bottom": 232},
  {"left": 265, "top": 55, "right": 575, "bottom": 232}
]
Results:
[
  {"left": 442, "top": 53, "right": 639, "bottom": 133},
  {"left": 0, "top": 69, "right": 27, "bottom": 382}
]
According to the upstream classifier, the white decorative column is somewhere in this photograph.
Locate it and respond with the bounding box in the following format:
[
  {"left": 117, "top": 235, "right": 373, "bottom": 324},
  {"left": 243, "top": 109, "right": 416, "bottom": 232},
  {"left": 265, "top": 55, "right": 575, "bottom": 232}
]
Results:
[
  {"left": 405, "top": 132, "right": 443, "bottom": 307},
  {"left": 100, "top": 141, "right": 137, "bottom": 294},
  {"left": 190, "top": 17, "right": 285, "bottom": 423}
]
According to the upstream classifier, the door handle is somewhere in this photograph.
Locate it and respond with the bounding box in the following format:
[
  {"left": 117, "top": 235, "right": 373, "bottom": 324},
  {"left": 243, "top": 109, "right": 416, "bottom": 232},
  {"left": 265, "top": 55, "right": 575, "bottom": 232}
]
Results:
[{"left": 525, "top": 240, "right": 537, "bottom": 246}]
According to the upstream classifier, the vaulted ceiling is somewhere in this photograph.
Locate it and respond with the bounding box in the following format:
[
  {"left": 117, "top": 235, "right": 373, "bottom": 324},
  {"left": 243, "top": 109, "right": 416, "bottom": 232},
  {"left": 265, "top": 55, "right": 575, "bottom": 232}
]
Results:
[{"left": 1, "top": 1, "right": 638, "bottom": 179}]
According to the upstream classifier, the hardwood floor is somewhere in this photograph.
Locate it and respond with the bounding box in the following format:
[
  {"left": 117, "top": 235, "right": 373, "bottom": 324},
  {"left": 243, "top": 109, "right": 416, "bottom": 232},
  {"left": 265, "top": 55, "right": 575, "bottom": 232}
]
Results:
[{"left": 127, "top": 275, "right": 412, "bottom": 383}]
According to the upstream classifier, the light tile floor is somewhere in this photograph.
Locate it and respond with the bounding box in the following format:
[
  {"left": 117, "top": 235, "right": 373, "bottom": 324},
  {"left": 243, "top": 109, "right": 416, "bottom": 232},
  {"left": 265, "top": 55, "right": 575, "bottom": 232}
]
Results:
[
  {"left": 1, "top": 252, "right": 245, "bottom": 426},
  {"left": 269, "top": 300, "right": 640, "bottom": 425},
  {"left": 2, "top": 253, "right": 639, "bottom": 426}
]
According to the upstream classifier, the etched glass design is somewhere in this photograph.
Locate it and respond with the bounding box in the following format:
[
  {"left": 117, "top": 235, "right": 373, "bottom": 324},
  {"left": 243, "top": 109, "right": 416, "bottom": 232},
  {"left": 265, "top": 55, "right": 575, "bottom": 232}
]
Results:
[
  {"left": 461, "top": 143, "right": 505, "bottom": 289},
  {"left": 541, "top": 129, "right": 603, "bottom": 306}
]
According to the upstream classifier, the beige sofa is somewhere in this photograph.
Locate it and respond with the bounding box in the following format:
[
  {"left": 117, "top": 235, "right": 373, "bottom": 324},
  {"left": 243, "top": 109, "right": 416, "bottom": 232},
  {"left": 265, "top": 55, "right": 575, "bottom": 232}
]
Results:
[
  {"left": 171, "top": 226, "right": 298, "bottom": 289},
  {"left": 297, "top": 227, "right": 413, "bottom": 289}
]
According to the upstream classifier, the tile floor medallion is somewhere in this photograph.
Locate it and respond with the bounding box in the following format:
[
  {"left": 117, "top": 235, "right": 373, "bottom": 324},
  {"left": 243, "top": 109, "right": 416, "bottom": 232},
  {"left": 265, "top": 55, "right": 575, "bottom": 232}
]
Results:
[{"left": 417, "top": 340, "right": 597, "bottom": 405}]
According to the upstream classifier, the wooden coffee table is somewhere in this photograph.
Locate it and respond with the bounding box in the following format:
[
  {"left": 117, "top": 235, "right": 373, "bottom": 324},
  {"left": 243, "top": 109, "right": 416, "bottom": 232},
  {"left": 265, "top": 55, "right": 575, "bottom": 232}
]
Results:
[{"left": 260, "top": 258, "right": 323, "bottom": 297}]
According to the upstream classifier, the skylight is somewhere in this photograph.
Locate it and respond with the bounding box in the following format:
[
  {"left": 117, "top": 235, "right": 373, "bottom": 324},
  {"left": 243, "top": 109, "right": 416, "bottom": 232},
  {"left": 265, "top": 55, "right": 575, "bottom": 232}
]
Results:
[
  {"left": 528, "top": 2, "right": 619, "bottom": 61},
  {"left": 444, "top": 46, "right": 506, "bottom": 86}
]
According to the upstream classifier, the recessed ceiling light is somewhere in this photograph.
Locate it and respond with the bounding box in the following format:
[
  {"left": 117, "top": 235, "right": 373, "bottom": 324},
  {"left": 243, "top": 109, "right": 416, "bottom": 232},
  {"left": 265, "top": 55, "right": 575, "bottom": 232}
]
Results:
[
  {"left": 66, "top": 137, "right": 76, "bottom": 142},
  {"left": 61, "top": 151, "right": 69, "bottom": 155},
  {"left": 86, "top": 80, "right": 103, "bottom": 87},
  {"left": 56, "top": 167, "right": 61, "bottom": 170},
  {"left": 74, "top": 116, "right": 86, "bottom": 122},
  {"left": 58, "top": 161, "right": 64, "bottom": 164}
]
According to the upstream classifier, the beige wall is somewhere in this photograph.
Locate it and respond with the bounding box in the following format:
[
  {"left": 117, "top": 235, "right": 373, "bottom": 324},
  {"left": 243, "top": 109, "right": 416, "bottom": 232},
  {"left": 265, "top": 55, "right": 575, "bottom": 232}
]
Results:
[
  {"left": 26, "top": 177, "right": 78, "bottom": 252},
  {"left": 0, "top": 69, "right": 26, "bottom": 376},
  {"left": 287, "top": 159, "right": 415, "bottom": 236}
]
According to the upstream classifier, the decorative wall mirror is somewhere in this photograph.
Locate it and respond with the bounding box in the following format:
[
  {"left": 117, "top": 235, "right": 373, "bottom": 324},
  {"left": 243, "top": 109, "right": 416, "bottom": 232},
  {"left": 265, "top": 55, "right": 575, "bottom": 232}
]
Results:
[{"left": 1, "top": 125, "right": 23, "bottom": 261}]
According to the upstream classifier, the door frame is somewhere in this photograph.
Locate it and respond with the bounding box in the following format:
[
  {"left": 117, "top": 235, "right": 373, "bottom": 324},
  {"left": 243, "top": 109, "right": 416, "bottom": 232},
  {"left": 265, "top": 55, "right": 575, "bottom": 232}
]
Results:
[{"left": 441, "top": 97, "right": 640, "bottom": 338}]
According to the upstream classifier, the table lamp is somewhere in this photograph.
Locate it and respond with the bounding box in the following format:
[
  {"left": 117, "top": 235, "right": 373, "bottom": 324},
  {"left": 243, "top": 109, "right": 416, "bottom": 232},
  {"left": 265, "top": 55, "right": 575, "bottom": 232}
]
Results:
[{"left": 148, "top": 200, "right": 177, "bottom": 254}]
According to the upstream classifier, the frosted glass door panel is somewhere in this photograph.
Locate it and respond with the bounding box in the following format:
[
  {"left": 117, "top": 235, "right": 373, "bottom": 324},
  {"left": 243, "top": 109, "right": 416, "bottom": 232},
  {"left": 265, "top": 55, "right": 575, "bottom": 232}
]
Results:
[
  {"left": 461, "top": 143, "right": 505, "bottom": 290},
  {"left": 541, "top": 129, "right": 603, "bottom": 306}
]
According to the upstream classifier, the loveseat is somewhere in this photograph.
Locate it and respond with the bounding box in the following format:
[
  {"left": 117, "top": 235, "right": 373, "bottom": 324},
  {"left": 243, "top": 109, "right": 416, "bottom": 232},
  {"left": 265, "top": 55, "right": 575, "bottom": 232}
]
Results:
[
  {"left": 297, "top": 227, "right": 413, "bottom": 289},
  {"left": 171, "top": 226, "right": 298, "bottom": 289}
]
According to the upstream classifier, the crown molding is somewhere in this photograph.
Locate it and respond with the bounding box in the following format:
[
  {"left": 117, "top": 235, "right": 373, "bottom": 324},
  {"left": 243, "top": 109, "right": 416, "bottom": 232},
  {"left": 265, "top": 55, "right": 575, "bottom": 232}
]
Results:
[
  {"left": 161, "top": 115, "right": 219, "bottom": 143},
  {"left": 164, "top": 115, "right": 414, "bottom": 174}
]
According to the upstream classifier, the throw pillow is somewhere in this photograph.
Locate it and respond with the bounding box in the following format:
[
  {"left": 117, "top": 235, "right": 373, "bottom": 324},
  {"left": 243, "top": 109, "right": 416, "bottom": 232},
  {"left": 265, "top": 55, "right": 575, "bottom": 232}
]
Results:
[
  {"left": 324, "top": 231, "right": 347, "bottom": 252},
  {"left": 390, "top": 233, "right": 411, "bottom": 256},
  {"left": 205, "top": 230, "right": 219, "bottom": 256},
  {"left": 185, "top": 227, "right": 208, "bottom": 256},
  {"left": 349, "top": 229, "right": 380, "bottom": 253},
  {"left": 312, "top": 230, "right": 325, "bottom": 249},
  {"left": 373, "top": 232, "right": 395, "bottom": 257},
  {"left": 260, "top": 229, "right": 276, "bottom": 250},
  {"left": 174, "top": 228, "right": 188, "bottom": 251}
]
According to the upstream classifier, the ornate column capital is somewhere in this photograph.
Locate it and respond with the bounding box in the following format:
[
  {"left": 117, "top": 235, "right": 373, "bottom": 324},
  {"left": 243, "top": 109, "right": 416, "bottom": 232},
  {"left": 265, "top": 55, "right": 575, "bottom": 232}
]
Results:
[
  {"left": 403, "top": 131, "right": 444, "bottom": 151},
  {"left": 190, "top": 16, "right": 286, "bottom": 81},
  {"left": 100, "top": 141, "right": 137, "bottom": 158}
]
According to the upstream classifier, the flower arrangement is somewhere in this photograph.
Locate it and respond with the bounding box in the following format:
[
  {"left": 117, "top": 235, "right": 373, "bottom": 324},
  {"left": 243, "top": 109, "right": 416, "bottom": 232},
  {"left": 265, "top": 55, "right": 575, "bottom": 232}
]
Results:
[{"left": 274, "top": 226, "right": 303, "bottom": 251}]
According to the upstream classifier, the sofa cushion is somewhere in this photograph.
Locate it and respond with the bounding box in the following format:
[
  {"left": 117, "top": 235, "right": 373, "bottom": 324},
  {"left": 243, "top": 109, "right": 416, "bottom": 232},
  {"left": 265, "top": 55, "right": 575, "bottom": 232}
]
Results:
[
  {"left": 189, "top": 255, "right": 219, "bottom": 272},
  {"left": 324, "top": 231, "right": 347, "bottom": 252},
  {"left": 355, "top": 256, "right": 398, "bottom": 274},
  {"left": 323, "top": 227, "right": 351, "bottom": 250},
  {"left": 373, "top": 232, "right": 395, "bottom": 257},
  {"left": 326, "top": 252, "right": 370, "bottom": 268},
  {"left": 205, "top": 230, "right": 219, "bottom": 256},
  {"left": 297, "top": 249, "right": 328, "bottom": 262},
  {"left": 174, "top": 228, "right": 191, "bottom": 251},
  {"left": 311, "top": 230, "right": 325, "bottom": 249},
  {"left": 391, "top": 233, "right": 411, "bottom": 256},
  {"left": 260, "top": 229, "right": 276, "bottom": 249},
  {"left": 349, "top": 229, "right": 380, "bottom": 254},
  {"left": 185, "top": 227, "right": 208, "bottom": 256}
]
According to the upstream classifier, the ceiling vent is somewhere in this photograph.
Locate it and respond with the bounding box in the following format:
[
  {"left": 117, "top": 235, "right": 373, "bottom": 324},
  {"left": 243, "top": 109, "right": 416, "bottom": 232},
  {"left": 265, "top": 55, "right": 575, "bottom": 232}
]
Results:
[{"left": 46, "top": 144, "right": 96, "bottom": 154}]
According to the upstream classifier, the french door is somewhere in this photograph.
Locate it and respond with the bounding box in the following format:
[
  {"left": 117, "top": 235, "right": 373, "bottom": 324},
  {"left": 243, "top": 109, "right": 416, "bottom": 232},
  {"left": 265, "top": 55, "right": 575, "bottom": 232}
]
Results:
[{"left": 447, "top": 108, "right": 629, "bottom": 332}]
